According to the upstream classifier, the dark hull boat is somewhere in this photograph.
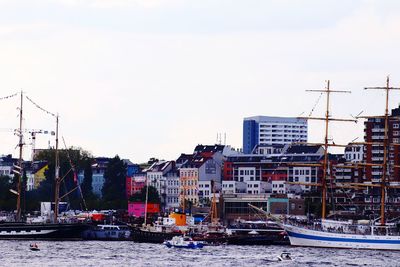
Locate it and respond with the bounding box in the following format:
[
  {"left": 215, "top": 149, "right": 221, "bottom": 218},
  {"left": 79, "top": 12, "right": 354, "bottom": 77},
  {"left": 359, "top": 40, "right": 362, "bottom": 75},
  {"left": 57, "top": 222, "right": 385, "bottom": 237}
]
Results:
[
  {"left": 83, "top": 224, "right": 131, "bottom": 241},
  {"left": 130, "top": 227, "right": 181, "bottom": 243},
  {"left": 0, "top": 222, "right": 90, "bottom": 240},
  {"left": 226, "top": 233, "right": 275, "bottom": 245}
]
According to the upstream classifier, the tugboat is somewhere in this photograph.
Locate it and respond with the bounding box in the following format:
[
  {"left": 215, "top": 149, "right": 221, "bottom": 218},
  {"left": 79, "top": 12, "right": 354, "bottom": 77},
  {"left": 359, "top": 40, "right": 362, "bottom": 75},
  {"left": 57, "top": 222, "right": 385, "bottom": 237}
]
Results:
[
  {"left": 164, "top": 236, "right": 204, "bottom": 249},
  {"left": 130, "top": 215, "right": 183, "bottom": 243}
]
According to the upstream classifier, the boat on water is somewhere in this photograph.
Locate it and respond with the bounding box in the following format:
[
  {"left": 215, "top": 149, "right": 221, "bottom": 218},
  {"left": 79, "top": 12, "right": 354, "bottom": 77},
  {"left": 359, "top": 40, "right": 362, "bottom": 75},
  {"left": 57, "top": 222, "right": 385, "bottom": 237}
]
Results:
[
  {"left": 29, "top": 243, "right": 40, "bottom": 251},
  {"left": 227, "top": 220, "right": 289, "bottom": 245},
  {"left": 83, "top": 224, "right": 131, "bottom": 241},
  {"left": 280, "top": 78, "right": 400, "bottom": 250},
  {"left": 0, "top": 222, "right": 89, "bottom": 240},
  {"left": 277, "top": 252, "right": 292, "bottom": 261},
  {"left": 130, "top": 215, "right": 184, "bottom": 243},
  {"left": 283, "top": 220, "right": 400, "bottom": 250},
  {"left": 164, "top": 236, "right": 204, "bottom": 249}
]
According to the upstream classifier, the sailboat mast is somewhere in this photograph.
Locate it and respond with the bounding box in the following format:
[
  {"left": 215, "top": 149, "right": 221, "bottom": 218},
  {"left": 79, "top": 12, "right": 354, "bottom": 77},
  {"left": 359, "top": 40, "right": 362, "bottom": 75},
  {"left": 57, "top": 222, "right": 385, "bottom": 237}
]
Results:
[
  {"left": 54, "top": 114, "right": 60, "bottom": 223},
  {"left": 301, "top": 81, "right": 353, "bottom": 219},
  {"left": 380, "top": 77, "right": 390, "bottom": 225},
  {"left": 181, "top": 176, "right": 186, "bottom": 214},
  {"left": 210, "top": 180, "right": 218, "bottom": 224},
  {"left": 321, "top": 81, "right": 331, "bottom": 219},
  {"left": 144, "top": 176, "right": 149, "bottom": 225},
  {"left": 16, "top": 90, "right": 23, "bottom": 222},
  {"left": 364, "top": 76, "right": 400, "bottom": 225}
]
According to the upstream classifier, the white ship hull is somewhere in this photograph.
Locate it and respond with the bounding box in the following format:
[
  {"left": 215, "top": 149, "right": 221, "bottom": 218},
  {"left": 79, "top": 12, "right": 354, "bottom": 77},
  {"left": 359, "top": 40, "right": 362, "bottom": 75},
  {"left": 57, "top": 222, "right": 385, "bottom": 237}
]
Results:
[{"left": 283, "top": 224, "right": 400, "bottom": 250}]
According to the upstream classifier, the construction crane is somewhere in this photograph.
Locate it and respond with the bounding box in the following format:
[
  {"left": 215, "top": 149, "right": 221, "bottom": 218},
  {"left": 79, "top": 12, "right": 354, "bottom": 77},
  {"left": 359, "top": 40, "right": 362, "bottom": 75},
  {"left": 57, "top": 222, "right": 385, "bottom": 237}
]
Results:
[{"left": 0, "top": 128, "right": 55, "bottom": 160}]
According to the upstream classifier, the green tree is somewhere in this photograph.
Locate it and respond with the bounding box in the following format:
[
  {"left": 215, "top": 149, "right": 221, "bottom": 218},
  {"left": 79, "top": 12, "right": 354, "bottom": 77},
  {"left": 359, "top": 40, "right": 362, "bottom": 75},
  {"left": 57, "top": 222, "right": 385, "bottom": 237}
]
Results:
[
  {"left": 101, "top": 155, "right": 127, "bottom": 209},
  {"left": 29, "top": 147, "right": 92, "bottom": 211},
  {"left": 0, "top": 175, "right": 16, "bottom": 211},
  {"left": 129, "top": 185, "right": 160, "bottom": 204}
]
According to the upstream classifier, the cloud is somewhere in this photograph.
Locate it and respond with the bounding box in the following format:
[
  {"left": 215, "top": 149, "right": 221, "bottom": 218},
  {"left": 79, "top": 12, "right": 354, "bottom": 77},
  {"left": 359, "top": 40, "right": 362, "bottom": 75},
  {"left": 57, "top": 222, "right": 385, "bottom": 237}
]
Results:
[{"left": 52, "top": 0, "right": 183, "bottom": 8}]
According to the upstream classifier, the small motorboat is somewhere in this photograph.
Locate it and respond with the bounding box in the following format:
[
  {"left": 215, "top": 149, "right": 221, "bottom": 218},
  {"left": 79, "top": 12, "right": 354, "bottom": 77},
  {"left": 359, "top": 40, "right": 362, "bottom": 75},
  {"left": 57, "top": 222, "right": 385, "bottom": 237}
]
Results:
[
  {"left": 277, "top": 252, "right": 292, "bottom": 261},
  {"left": 164, "top": 236, "right": 204, "bottom": 249},
  {"left": 29, "top": 243, "right": 40, "bottom": 251}
]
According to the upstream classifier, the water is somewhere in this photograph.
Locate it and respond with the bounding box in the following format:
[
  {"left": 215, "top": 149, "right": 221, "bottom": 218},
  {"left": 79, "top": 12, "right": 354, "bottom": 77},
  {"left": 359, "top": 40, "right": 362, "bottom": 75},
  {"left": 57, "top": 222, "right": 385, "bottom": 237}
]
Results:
[{"left": 0, "top": 241, "right": 396, "bottom": 266}]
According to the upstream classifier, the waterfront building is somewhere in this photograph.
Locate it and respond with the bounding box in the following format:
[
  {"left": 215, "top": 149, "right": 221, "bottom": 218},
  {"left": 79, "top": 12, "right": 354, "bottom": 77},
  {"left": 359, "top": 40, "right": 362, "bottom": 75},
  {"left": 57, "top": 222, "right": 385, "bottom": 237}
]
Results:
[
  {"left": 362, "top": 106, "right": 400, "bottom": 215},
  {"left": 25, "top": 160, "right": 48, "bottom": 191},
  {"left": 164, "top": 170, "right": 180, "bottom": 210},
  {"left": 222, "top": 193, "right": 305, "bottom": 222},
  {"left": 178, "top": 144, "right": 225, "bottom": 207},
  {"left": 223, "top": 144, "right": 324, "bottom": 195},
  {"left": 0, "top": 155, "right": 15, "bottom": 177},
  {"left": 127, "top": 173, "right": 147, "bottom": 197},
  {"left": 221, "top": 181, "right": 246, "bottom": 194},
  {"left": 146, "top": 160, "right": 174, "bottom": 211},
  {"left": 88, "top": 157, "right": 110, "bottom": 196},
  {"left": 364, "top": 106, "right": 400, "bottom": 183},
  {"left": 243, "top": 116, "right": 308, "bottom": 154}
]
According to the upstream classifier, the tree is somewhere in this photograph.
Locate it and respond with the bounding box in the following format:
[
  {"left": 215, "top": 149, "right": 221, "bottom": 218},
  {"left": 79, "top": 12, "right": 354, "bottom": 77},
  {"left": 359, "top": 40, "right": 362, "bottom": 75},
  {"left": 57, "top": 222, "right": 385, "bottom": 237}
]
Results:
[
  {"left": 28, "top": 147, "right": 92, "bottom": 211},
  {"left": 129, "top": 185, "right": 160, "bottom": 204},
  {"left": 0, "top": 175, "right": 16, "bottom": 211},
  {"left": 101, "top": 155, "right": 127, "bottom": 209}
]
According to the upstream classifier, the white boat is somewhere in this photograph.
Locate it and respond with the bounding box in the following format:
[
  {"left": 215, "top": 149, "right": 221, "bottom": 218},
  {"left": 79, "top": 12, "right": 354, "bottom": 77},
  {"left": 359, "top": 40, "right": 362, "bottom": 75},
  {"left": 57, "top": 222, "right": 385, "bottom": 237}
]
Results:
[
  {"left": 280, "top": 78, "right": 400, "bottom": 250},
  {"left": 164, "top": 236, "right": 204, "bottom": 249},
  {"left": 283, "top": 222, "right": 400, "bottom": 250}
]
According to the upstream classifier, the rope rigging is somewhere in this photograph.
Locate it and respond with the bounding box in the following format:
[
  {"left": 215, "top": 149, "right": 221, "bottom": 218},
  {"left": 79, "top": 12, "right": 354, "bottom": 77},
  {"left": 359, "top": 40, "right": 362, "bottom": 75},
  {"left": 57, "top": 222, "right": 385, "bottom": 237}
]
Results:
[
  {"left": 25, "top": 95, "right": 56, "bottom": 117},
  {"left": 308, "top": 92, "right": 323, "bottom": 117}
]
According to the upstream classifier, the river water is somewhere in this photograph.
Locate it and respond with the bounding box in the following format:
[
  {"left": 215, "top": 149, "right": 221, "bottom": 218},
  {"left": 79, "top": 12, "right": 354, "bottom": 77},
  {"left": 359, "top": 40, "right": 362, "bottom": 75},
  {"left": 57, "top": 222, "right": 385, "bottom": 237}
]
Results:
[{"left": 0, "top": 241, "right": 396, "bottom": 266}]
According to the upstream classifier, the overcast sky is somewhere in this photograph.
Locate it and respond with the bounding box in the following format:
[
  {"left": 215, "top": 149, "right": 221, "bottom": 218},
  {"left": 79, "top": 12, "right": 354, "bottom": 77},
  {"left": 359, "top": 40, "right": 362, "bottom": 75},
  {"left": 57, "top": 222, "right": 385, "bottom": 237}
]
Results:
[{"left": 0, "top": 0, "right": 400, "bottom": 162}]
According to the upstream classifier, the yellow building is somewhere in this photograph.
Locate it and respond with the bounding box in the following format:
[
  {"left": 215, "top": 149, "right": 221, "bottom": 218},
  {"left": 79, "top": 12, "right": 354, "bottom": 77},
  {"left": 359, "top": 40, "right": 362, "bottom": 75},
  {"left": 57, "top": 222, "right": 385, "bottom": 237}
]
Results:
[{"left": 179, "top": 168, "right": 199, "bottom": 207}]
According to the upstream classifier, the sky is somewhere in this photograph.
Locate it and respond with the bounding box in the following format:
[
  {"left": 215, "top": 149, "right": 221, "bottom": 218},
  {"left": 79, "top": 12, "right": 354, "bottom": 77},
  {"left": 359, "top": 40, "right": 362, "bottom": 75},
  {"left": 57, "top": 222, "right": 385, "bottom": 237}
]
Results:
[{"left": 0, "top": 0, "right": 400, "bottom": 163}]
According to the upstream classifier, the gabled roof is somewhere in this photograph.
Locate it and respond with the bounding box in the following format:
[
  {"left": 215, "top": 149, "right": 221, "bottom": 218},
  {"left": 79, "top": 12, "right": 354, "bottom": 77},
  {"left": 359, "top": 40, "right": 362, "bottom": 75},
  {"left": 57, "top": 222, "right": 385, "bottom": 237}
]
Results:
[
  {"left": 176, "top": 153, "right": 194, "bottom": 165},
  {"left": 146, "top": 161, "right": 173, "bottom": 172},
  {"left": 285, "top": 145, "right": 321, "bottom": 154},
  {"left": 194, "top": 144, "right": 225, "bottom": 154}
]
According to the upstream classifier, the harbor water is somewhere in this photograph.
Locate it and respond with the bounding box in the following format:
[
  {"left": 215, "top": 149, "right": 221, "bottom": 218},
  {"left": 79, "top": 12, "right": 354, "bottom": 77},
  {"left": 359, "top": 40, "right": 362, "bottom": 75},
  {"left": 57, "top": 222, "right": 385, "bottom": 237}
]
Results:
[{"left": 0, "top": 241, "right": 396, "bottom": 266}]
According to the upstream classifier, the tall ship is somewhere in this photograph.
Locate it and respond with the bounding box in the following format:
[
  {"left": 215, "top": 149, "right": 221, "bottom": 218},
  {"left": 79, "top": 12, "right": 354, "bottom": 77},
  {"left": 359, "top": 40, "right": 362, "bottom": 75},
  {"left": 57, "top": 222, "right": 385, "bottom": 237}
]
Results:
[
  {"left": 280, "top": 78, "right": 400, "bottom": 250},
  {"left": 0, "top": 91, "right": 89, "bottom": 240}
]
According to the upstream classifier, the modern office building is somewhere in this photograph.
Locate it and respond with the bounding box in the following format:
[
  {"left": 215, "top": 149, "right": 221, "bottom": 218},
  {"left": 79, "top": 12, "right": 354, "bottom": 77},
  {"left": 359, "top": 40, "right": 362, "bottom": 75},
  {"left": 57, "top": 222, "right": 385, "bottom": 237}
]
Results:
[{"left": 243, "top": 116, "right": 308, "bottom": 154}]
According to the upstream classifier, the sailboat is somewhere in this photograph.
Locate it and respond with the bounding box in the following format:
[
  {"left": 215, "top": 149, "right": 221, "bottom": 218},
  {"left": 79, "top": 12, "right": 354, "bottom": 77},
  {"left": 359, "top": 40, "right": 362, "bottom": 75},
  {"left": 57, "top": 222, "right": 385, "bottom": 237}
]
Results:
[
  {"left": 0, "top": 91, "right": 89, "bottom": 240},
  {"left": 280, "top": 78, "right": 400, "bottom": 250}
]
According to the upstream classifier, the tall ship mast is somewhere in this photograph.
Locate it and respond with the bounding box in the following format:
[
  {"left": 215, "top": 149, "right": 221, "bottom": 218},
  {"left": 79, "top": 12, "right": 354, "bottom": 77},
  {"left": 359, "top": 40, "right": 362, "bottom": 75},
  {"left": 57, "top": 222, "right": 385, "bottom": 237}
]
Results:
[
  {"left": 15, "top": 91, "right": 24, "bottom": 222},
  {"left": 281, "top": 78, "right": 400, "bottom": 250},
  {"left": 53, "top": 114, "right": 60, "bottom": 223}
]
